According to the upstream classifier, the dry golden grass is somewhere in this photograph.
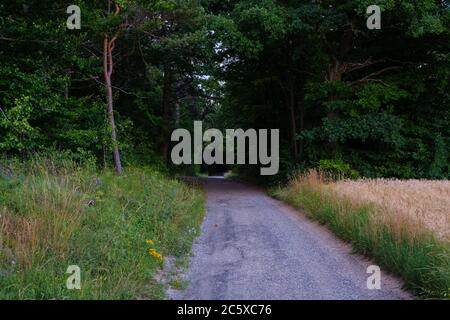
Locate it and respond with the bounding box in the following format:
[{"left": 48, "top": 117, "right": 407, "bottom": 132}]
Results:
[
  {"left": 0, "top": 173, "right": 87, "bottom": 269},
  {"left": 329, "top": 177, "right": 450, "bottom": 241}
]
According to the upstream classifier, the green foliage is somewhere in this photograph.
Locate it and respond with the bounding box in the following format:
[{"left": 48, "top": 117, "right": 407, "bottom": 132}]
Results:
[
  {"left": 318, "top": 159, "right": 360, "bottom": 179},
  {"left": 0, "top": 0, "right": 448, "bottom": 178},
  {"left": 355, "top": 84, "right": 409, "bottom": 113},
  {"left": 0, "top": 96, "right": 39, "bottom": 151},
  {"left": 323, "top": 113, "right": 404, "bottom": 146},
  {"left": 428, "top": 135, "right": 449, "bottom": 179},
  {"left": 0, "top": 0, "right": 215, "bottom": 170},
  {"left": 207, "top": 0, "right": 449, "bottom": 181}
]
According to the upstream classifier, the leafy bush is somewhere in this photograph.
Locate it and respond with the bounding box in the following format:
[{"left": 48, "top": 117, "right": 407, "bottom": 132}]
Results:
[
  {"left": 428, "top": 135, "right": 449, "bottom": 179},
  {"left": 318, "top": 159, "right": 360, "bottom": 179}
]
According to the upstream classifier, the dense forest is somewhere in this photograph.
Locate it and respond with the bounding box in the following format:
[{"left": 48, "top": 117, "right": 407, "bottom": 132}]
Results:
[{"left": 1, "top": 0, "right": 449, "bottom": 181}]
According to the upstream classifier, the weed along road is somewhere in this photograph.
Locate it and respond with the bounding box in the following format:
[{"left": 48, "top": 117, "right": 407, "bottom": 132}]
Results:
[{"left": 170, "top": 178, "right": 410, "bottom": 300}]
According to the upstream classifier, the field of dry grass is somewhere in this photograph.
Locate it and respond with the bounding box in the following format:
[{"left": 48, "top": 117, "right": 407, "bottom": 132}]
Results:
[{"left": 330, "top": 178, "right": 450, "bottom": 241}]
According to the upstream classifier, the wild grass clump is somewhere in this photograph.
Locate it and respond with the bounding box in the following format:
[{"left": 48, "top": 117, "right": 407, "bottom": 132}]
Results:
[
  {"left": 0, "top": 156, "right": 204, "bottom": 299},
  {"left": 271, "top": 170, "right": 450, "bottom": 299}
]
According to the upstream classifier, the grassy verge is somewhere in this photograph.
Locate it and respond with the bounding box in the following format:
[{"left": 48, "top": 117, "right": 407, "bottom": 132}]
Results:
[
  {"left": 271, "top": 171, "right": 450, "bottom": 299},
  {"left": 0, "top": 157, "right": 204, "bottom": 299}
]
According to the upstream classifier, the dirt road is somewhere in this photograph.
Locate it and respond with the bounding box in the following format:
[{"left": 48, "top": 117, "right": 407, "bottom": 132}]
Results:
[{"left": 170, "top": 178, "right": 410, "bottom": 300}]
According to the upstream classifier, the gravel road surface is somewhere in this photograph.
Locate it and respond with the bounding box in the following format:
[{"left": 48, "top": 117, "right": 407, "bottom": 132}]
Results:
[{"left": 169, "top": 178, "right": 410, "bottom": 300}]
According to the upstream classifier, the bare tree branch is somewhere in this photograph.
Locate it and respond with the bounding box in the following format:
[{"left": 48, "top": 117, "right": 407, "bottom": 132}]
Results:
[
  {"left": 0, "top": 36, "right": 57, "bottom": 44},
  {"left": 350, "top": 66, "right": 402, "bottom": 86}
]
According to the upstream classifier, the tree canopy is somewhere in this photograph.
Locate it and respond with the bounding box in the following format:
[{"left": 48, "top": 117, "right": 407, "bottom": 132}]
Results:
[{"left": 0, "top": 0, "right": 448, "bottom": 180}]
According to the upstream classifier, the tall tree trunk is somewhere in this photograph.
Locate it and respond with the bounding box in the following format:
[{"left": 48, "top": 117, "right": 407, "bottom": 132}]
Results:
[
  {"left": 289, "top": 91, "right": 298, "bottom": 160},
  {"left": 325, "top": 59, "right": 346, "bottom": 157},
  {"left": 64, "top": 69, "right": 70, "bottom": 100},
  {"left": 161, "top": 63, "right": 173, "bottom": 162},
  {"left": 298, "top": 85, "right": 305, "bottom": 161},
  {"left": 326, "top": 25, "right": 353, "bottom": 122},
  {"left": 286, "top": 74, "right": 299, "bottom": 160},
  {"left": 326, "top": 59, "right": 344, "bottom": 119},
  {"left": 103, "top": 33, "right": 123, "bottom": 175}
]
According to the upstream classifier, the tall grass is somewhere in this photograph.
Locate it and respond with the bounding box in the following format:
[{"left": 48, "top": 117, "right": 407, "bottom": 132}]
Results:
[
  {"left": 0, "top": 157, "right": 204, "bottom": 299},
  {"left": 331, "top": 178, "right": 450, "bottom": 240},
  {"left": 272, "top": 171, "right": 450, "bottom": 299}
]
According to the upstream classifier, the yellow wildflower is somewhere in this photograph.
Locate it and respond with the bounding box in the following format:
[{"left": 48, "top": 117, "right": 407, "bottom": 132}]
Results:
[
  {"left": 146, "top": 239, "right": 154, "bottom": 245},
  {"left": 148, "top": 248, "right": 163, "bottom": 261}
]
